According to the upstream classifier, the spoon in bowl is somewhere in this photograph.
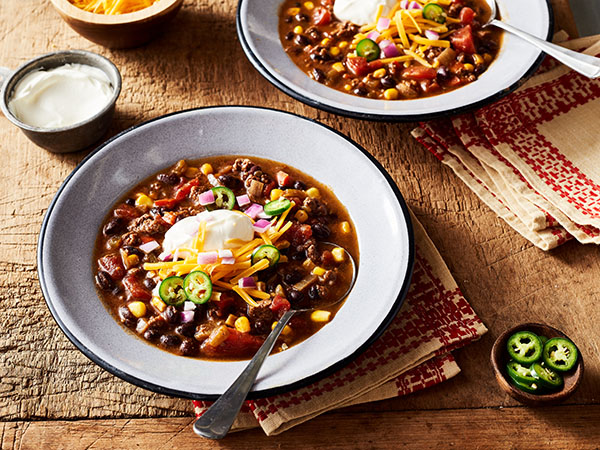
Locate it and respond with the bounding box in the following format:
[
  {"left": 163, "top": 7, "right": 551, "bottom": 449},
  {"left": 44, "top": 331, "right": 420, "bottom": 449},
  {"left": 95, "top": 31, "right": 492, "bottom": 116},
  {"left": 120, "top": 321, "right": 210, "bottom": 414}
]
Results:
[
  {"left": 193, "top": 242, "right": 357, "bottom": 439},
  {"left": 483, "top": 0, "right": 600, "bottom": 79}
]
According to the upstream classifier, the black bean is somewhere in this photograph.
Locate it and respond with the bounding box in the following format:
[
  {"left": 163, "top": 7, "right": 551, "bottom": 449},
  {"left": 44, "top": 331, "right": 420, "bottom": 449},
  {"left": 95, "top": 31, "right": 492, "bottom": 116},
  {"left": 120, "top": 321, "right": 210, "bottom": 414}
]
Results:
[
  {"left": 143, "top": 278, "right": 156, "bottom": 290},
  {"left": 290, "top": 251, "right": 305, "bottom": 261},
  {"left": 284, "top": 270, "right": 304, "bottom": 284},
  {"left": 218, "top": 174, "right": 240, "bottom": 189},
  {"left": 253, "top": 319, "right": 270, "bottom": 334},
  {"left": 160, "top": 334, "right": 181, "bottom": 347},
  {"left": 175, "top": 323, "right": 196, "bottom": 338},
  {"left": 308, "top": 284, "right": 320, "bottom": 300},
  {"left": 285, "top": 31, "right": 294, "bottom": 40},
  {"left": 381, "top": 76, "right": 396, "bottom": 89},
  {"left": 284, "top": 16, "right": 293, "bottom": 23},
  {"left": 288, "top": 288, "right": 304, "bottom": 303},
  {"left": 293, "top": 180, "right": 307, "bottom": 190},
  {"left": 311, "top": 223, "right": 331, "bottom": 239},
  {"left": 249, "top": 165, "right": 262, "bottom": 174},
  {"left": 103, "top": 217, "right": 124, "bottom": 236},
  {"left": 124, "top": 198, "right": 136, "bottom": 206},
  {"left": 118, "top": 306, "right": 136, "bottom": 327},
  {"left": 180, "top": 339, "right": 199, "bottom": 356},
  {"left": 294, "top": 34, "right": 310, "bottom": 46},
  {"left": 157, "top": 173, "right": 180, "bottom": 185},
  {"left": 295, "top": 13, "right": 309, "bottom": 22},
  {"left": 436, "top": 67, "right": 449, "bottom": 80},
  {"left": 123, "top": 246, "right": 144, "bottom": 258},
  {"left": 144, "top": 327, "right": 160, "bottom": 341},
  {"left": 353, "top": 86, "right": 368, "bottom": 96},
  {"left": 163, "top": 305, "right": 179, "bottom": 324},
  {"left": 312, "top": 68, "right": 326, "bottom": 83},
  {"left": 95, "top": 271, "right": 115, "bottom": 291}
]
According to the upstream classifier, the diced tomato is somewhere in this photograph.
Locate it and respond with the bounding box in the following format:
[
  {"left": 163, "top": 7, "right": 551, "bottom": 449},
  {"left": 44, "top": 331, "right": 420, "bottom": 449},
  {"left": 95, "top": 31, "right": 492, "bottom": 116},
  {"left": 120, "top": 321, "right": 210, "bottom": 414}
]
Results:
[
  {"left": 162, "top": 212, "right": 178, "bottom": 225},
  {"left": 173, "top": 178, "right": 200, "bottom": 201},
  {"left": 276, "top": 171, "right": 291, "bottom": 188},
  {"left": 213, "top": 292, "right": 235, "bottom": 318},
  {"left": 367, "top": 60, "right": 384, "bottom": 71},
  {"left": 446, "top": 76, "right": 466, "bottom": 87},
  {"left": 401, "top": 66, "right": 437, "bottom": 80},
  {"left": 113, "top": 204, "right": 141, "bottom": 220},
  {"left": 270, "top": 295, "right": 291, "bottom": 315},
  {"left": 98, "top": 254, "right": 125, "bottom": 280},
  {"left": 459, "top": 7, "right": 475, "bottom": 24},
  {"left": 345, "top": 56, "right": 370, "bottom": 77},
  {"left": 313, "top": 7, "right": 331, "bottom": 26},
  {"left": 201, "top": 329, "right": 264, "bottom": 358},
  {"left": 420, "top": 80, "right": 441, "bottom": 94},
  {"left": 321, "top": 0, "right": 333, "bottom": 7},
  {"left": 153, "top": 198, "right": 178, "bottom": 208},
  {"left": 139, "top": 235, "right": 155, "bottom": 243},
  {"left": 450, "top": 25, "right": 476, "bottom": 54},
  {"left": 285, "top": 223, "right": 313, "bottom": 247},
  {"left": 122, "top": 273, "right": 151, "bottom": 300},
  {"left": 264, "top": 181, "right": 276, "bottom": 198}
]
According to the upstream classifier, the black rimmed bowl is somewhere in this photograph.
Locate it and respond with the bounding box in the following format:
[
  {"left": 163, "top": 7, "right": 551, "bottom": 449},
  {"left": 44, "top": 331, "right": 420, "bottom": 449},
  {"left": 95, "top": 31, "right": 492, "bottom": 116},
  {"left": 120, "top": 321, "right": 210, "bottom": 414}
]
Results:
[
  {"left": 38, "top": 106, "right": 414, "bottom": 399},
  {"left": 236, "top": 0, "right": 553, "bottom": 121}
]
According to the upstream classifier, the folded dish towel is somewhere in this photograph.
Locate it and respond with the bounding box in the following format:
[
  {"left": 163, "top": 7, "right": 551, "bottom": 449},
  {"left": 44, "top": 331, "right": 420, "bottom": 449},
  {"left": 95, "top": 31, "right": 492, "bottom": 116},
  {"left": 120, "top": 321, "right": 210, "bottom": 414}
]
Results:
[
  {"left": 413, "top": 34, "right": 600, "bottom": 250},
  {"left": 193, "top": 210, "right": 487, "bottom": 435}
]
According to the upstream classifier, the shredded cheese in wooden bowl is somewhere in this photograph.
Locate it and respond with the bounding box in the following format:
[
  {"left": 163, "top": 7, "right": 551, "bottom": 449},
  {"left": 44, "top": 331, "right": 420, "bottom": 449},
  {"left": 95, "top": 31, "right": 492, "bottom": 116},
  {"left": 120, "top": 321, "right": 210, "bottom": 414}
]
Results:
[{"left": 68, "top": 0, "right": 161, "bottom": 15}]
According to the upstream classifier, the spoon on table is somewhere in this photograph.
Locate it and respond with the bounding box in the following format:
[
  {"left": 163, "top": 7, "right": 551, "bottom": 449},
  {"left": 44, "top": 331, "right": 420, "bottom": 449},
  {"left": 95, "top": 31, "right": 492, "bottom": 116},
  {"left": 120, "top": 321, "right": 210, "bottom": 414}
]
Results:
[
  {"left": 193, "top": 242, "right": 357, "bottom": 439},
  {"left": 483, "top": 0, "right": 600, "bottom": 79}
]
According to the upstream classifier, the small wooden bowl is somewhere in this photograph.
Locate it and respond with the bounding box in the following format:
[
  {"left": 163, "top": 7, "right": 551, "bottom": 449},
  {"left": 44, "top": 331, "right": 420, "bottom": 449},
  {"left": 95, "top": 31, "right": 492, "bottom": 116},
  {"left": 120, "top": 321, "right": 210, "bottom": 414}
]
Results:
[
  {"left": 49, "top": 0, "right": 183, "bottom": 49},
  {"left": 490, "top": 323, "right": 584, "bottom": 406}
]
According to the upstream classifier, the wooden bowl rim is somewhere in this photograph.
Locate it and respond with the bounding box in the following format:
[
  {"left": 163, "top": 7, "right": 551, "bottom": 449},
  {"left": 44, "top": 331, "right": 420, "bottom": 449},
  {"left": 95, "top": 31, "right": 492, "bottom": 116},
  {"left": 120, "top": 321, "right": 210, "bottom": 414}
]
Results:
[
  {"left": 49, "top": 0, "right": 183, "bottom": 25},
  {"left": 490, "top": 322, "right": 584, "bottom": 405}
]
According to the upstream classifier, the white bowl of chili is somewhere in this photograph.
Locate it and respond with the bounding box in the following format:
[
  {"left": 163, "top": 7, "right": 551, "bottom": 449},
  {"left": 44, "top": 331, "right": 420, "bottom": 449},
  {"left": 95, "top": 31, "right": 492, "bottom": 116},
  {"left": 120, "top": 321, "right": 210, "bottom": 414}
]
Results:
[
  {"left": 236, "top": 0, "right": 552, "bottom": 121},
  {"left": 38, "top": 106, "right": 414, "bottom": 399}
]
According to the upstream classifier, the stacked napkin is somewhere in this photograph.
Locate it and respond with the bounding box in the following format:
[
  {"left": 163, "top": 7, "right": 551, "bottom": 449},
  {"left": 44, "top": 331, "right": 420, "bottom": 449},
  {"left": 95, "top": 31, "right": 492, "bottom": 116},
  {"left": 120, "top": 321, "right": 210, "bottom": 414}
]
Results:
[
  {"left": 413, "top": 34, "right": 600, "bottom": 250},
  {"left": 194, "top": 211, "right": 487, "bottom": 435}
]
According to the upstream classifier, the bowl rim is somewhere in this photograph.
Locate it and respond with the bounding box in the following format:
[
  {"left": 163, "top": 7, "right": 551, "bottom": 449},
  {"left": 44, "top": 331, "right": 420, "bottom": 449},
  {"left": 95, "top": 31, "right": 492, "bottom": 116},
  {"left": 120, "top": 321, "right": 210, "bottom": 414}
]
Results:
[
  {"left": 490, "top": 322, "right": 584, "bottom": 405},
  {"left": 0, "top": 49, "right": 122, "bottom": 134},
  {"left": 235, "top": 0, "right": 554, "bottom": 122},
  {"left": 37, "top": 105, "right": 415, "bottom": 400},
  {"left": 49, "top": 0, "right": 183, "bottom": 24}
]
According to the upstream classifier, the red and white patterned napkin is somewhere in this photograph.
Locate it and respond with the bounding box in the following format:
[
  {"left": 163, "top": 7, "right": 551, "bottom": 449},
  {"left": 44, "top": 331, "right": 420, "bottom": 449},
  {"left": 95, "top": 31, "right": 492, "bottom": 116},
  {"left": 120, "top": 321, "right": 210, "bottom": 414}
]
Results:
[
  {"left": 413, "top": 34, "right": 600, "bottom": 250},
  {"left": 194, "top": 211, "right": 487, "bottom": 435}
]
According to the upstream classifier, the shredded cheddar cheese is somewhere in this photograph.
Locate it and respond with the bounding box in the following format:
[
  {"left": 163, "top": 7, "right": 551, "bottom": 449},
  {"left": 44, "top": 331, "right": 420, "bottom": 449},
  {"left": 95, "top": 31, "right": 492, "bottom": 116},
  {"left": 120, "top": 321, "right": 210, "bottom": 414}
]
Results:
[{"left": 68, "top": 0, "right": 160, "bottom": 14}]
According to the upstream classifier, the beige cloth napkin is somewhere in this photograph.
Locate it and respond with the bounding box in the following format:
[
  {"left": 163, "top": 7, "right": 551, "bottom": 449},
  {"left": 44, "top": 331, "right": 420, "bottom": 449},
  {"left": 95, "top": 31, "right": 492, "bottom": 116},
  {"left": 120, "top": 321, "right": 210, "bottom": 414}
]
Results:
[
  {"left": 194, "top": 211, "right": 487, "bottom": 435},
  {"left": 413, "top": 34, "right": 600, "bottom": 250}
]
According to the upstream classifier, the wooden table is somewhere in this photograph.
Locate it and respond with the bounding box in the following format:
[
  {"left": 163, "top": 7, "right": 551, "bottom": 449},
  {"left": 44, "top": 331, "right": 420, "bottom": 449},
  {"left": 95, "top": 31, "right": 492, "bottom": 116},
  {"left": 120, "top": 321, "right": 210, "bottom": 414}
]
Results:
[{"left": 1, "top": 1, "right": 598, "bottom": 448}]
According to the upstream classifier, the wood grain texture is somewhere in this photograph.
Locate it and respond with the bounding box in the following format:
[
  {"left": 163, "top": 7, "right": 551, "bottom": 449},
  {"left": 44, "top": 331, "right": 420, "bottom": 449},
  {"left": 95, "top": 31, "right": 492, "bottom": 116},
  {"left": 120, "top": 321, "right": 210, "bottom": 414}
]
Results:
[{"left": 0, "top": 0, "right": 594, "bottom": 439}]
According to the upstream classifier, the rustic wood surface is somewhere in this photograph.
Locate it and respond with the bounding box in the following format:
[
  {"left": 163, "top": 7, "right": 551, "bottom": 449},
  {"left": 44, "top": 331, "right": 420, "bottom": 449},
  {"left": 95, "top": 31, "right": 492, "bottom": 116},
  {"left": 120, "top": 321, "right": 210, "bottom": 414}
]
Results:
[{"left": 1, "top": 0, "right": 596, "bottom": 447}]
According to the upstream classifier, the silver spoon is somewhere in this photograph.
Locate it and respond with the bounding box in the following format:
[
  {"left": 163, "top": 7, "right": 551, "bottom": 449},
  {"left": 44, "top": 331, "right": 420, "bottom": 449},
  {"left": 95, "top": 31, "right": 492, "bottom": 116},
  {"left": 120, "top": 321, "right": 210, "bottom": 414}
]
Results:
[
  {"left": 193, "top": 243, "right": 357, "bottom": 439},
  {"left": 483, "top": 0, "right": 600, "bottom": 79}
]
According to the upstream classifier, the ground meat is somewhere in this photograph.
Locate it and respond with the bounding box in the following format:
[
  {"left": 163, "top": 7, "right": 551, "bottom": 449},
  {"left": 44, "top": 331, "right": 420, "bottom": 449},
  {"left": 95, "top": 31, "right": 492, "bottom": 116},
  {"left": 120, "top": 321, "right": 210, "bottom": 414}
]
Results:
[
  {"left": 396, "top": 82, "right": 418, "bottom": 99},
  {"left": 302, "top": 196, "right": 329, "bottom": 216},
  {"left": 121, "top": 232, "right": 141, "bottom": 247},
  {"left": 128, "top": 213, "right": 169, "bottom": 235},
  {"left": 320, "top": 270, "right": 337, "bottom": 286},
  {"left": 296, "top": 237, "right": 319, "bottom": 263},
  {"left": 330, "top": 21, "right": 360, "bottom": 39},
  {"left": 247, "top": 299, "right": 274, "bottom": 333}
]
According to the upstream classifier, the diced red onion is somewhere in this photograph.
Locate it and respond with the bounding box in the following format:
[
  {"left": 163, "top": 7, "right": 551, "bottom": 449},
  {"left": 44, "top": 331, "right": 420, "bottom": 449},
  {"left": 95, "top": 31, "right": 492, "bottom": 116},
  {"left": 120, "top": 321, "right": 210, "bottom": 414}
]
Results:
[
  {"left": 197, "top": 251, "right": 218, "bottom": 264},
  {"left": 198, "top": 190, "right": 215, "bottom": 206},
  {"left": 183, "top": 301, "right": 196, "bottom": 311},
  {"left": 253, "top": 219, "right": 271, "bottom": 234},
  {"left": 244, "top": 203, "right": 264, "bottom": 219},
  {"left": 218, "top": 249, "right": 234, "bottom": 258},
  {"left": 236, "top": 194, "right": 251, "bottom": 207},
  {"left": 381, "top": 42, "right": 400, "bottom": 57},
  {"left": 425, "top": 30, "right": 440, "bottom": 40},
  {"left": 366, "top": 30, "right": 380, "bottom": 40},
  {"left": 408, "top": 1, "right": 422, "bottom": 9},
  {"left": 158, "top": 251, "right": 172, "bottom": 261},
  {"left": 257, "top": 211, "right": 271, "bottom": 220},
  {"left": 376, "top": 17, "right": 390, "bottom": 31},
  {"left": 400, "top": 0, "right": 408, "bottom": 9},
  {"left": 221, "top": 257, "right": 236, "bottom": 265},
  {"left": 238, "top": 277, "right": 256, "bottom": 289},
  {"left": 180, "top": 310, "right": 195, "bottom": 323},
  {"left": 139, "top": 240, "right": 160, "bottom": 253}
]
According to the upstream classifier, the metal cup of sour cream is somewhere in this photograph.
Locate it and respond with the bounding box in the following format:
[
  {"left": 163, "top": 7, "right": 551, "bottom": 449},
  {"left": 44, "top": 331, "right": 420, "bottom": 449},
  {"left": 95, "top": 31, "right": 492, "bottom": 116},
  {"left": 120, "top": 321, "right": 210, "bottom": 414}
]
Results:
[{"left": 0, "top": 50, "right": 121, "bottom": 153}]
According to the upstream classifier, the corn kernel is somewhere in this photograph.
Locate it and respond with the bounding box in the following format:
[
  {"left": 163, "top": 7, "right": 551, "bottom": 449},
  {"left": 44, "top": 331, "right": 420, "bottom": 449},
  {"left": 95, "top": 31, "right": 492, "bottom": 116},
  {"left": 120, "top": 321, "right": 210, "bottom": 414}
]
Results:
[
  {"left": 135, "top": 194, "right": 154, "bottom": 207},
  {"left": 473, "top": 53, "right": 484, "bottom": 65},
  {"left": 432, "top": 60, "right": 440, "bottom": 68},
  {"left": 235, "top": 316, "right": 251, "bottom": 333},
  {"left": 330, "top": 47, "right": 340, "bottom": 56},
  {"left": 332, "top": 62, "right": 345, "bottom": 72},
  {"left": 340, "top": 221, "right": 351, "bottom": 233},
  {"left": 126, "top": 254, "right": 139, "bottom": 268},
  {"left": 184, "top": 167, "right": 199, "bottom": 178},
  {"left": 225, "top": 314, "right": 237, "bottom": 327},
  {"left": 276, "top": 239, "right": 290, "bottom": 250},
  {"left": 272, "top": 321, "right": 292, "bottom": 335},
  {"left": 287, "top": 7, "right": 300, "bottom": 15},
  {"left": 303, "top": 1, "right": 314, "bottom": 9},
  {"left": 331, "top": 247, "right": 345, "bottom": 262},
  {"left": 270, "top": 188, "right": 283, "bottom": 201},
  {"left": 279, "top": 255, "right": 288, "bottom": 263},
  {"left": 403, "top": 61, "right": 411, "bottom": 68},
  {"left": 306, "top": 187, "right": 320, "bottom": 198},
  {"left": 373, "top": 68, "right": 386, "bottom": 78},
  {"left": 293, "top": 25, "right": 304, "bottom": 34},
  {"left": 344, "top": 84, "right": 352, "bottom": 91},
  {"left": 483, "top": 53, "right": 493, "bottom": 63},
  {"left": 128, "top": 301, "right": 147, "bottom": 318},
  {"left": 321, "top": 38, "right": 331, "bottom": 46},
  {"left": 384, "top": 88, "right": 399, "bottom": 100},
  {"left": 256, "top": 281, "right": 266, "bottom": 292},
  {"left": 311, "top": 310, "right": 331, "bottom": 322},
  {"left": 200, "top": 163, "right": 213, "bottom": 175},
  {"left": 295, "top": 209, "right": 308, "bottom": 223},
  {"left": 302, "top": 258, "right": 315, "bottom": 270},
  {"left": 312, "top": 266, "right": 326, "bottom": 276},
  {"left": 338, "top": 41, "right": 348, "bottom": 49},
  {"left": 151, "top": 297, "right": 166, "bottom": 312},
  {"left": 463, "top": 63, "right": 475, "bottom": 72}
]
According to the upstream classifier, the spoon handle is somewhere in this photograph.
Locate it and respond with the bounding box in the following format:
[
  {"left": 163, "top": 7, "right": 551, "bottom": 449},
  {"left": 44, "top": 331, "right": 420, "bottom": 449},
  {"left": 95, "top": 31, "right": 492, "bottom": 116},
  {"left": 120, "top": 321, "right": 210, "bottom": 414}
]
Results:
[
  {"left": 490, "top": 19, "right": 600, "bottom": 79},
  {"left": 193, "top": 309, "right": 296, "bottom": 439}
]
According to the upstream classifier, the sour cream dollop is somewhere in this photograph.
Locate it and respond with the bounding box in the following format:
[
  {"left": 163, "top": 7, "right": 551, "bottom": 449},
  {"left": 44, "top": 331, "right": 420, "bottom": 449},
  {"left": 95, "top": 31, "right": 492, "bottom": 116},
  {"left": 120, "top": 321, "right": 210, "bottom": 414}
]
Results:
[
  {"left": 162, "top": 210, "right": 254, "bottom": 253},
  {"left": 333, "top": 0, "right": 396, "bottom": 26},
  {"left": 8, "top": 63, "right": 113, "bottom": 129}
]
